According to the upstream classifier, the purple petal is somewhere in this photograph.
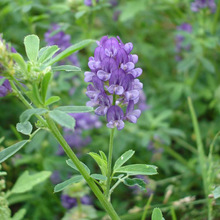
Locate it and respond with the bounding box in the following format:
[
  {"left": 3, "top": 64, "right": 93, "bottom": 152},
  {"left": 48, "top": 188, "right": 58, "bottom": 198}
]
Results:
[
  {"left": 97, "top": 70, "right": 111, "bottom": 81},
  {"left": 130, "top": 68, "right": 143, "bottom": 78},
  {"left": 124, "top": 42, "right": 133, "bottom": 54},
  {"left": 125, "top": 90, "right": 139, "bottom": 101},
  {"left": 84, "top": 71, "right": 95, "bottom": 82}
]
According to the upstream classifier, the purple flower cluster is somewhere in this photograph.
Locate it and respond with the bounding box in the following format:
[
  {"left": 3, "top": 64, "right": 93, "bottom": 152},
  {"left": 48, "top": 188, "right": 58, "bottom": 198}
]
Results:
[
  {"left": 191, "top": 0, "right": 216, "bottom": 13},
  {"left": 0, "top": 76, "right": 12, "bottom": 97},
  {"left": 85, "top": 36, "right": 143, "bottom": 130},
  {"left": 175, "top": 23, "right": 192, "bottom": 61},
  {"left": 44, "top": 24, "right": 79, "bottom": 66},
  {"left": 84, "top": 0, "right": 99, "bottom": 6},
  {"left": 57, "top": 113, "right": 101, "bottom": 155},
  {"left": 61, "top": 194, "right": 92, "bottom": 209}
]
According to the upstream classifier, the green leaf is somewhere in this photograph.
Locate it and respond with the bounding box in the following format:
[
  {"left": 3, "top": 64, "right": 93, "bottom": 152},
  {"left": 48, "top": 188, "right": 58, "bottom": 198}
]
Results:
[
  {"left": 123, "top": 178, "right": 146, "bottom": 191},
  {"left": 0, "top": 77, "right": 5, "bottom": 86},
  {"left": 49, "top": 110, "right": 75, "bottom": 129},
  {"left": 66, "top": 159, "right": 90, "bottom": 175},
  {"left": 115, "top": 164, "right": 158, "bottom": 176},
  {"left": 52, "top": 65, "right": 81, "bottom": 72},
  {"left": 41, "top": 71, "right": 52, "bottom": 103},
  {"left": 114, "top": 150, "right": 135, "bottom": 171},
  {"left": 24, "top": 35, "right": 40, "bottom": 62},
  {"left": 152, "top": 208, "right": 164, "bottom": 220},
  {"left": 33, "top": 84, "right": 43, "bottom": 105},
  {"left": 88, "top": 152, "right": 107, "bottom": 176},
  {"left": 90, "top": 174, "right": 107, "bottom": 181},
  {"left": 12, "top": 209, "right": 26, "bottom": 220},
  {"left": 213, "top": 186, "right": 220, "bottom": 199},
  {"left": 20, "top": 108, "right": 47, "bottom": 123},
  {"left": 11, "top": 53, "right": 27, "bottom": 73},
  {"left": 45, "top": 96, "right": 60, "bottom": 106},
  {"left": 46, "top": 39, "right": 95, "bottom": 66},
  {"left": 54, "top": 175, "right": 83, "bottom": 193},
  {"left": 55, "top": 106, "right": 93, "bottom": 113},
  {"left": 0, "top": 140, "right": 29, "bottom": 163},
  {"left": 199, "top": 57, "right": 215, "bottom": 73},
  {"left": 177, "top": 56, "right": 196, "bottom": 73},
  {"left": 99, "top": 151, "right": 107, "bottom": 162},
  {"left": 16, "top": 122, "right": 33, "bottom": 135},
  {"left": 38, "top": 45, "right": 59, "bottom": 64},
  {"left": 11, "top": 171, "right": 51, "bottom": 194}
]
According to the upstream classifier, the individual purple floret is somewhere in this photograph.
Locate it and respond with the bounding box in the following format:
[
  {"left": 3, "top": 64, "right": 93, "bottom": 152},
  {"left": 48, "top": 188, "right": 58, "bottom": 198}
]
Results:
[
  {"left": 175, "top": 23, "right": 192, "bottom": 61},
  {"left": 0, "top": 76, "right": 12, "bottom": 97},
  {"left": 191, "top": 0, "right": 216, "bottom": 13},
  {"left": 85, "top": 36, "right": 143, "bottom": 130},
  {"left": 61, "top": 194, "right": 92, "bottom": 209},
  {"left": 84, "top": 0, "right": 99, "bottom": 6},
  {"left": 44, "top": 24, "right": 79, "bottom": 66}
]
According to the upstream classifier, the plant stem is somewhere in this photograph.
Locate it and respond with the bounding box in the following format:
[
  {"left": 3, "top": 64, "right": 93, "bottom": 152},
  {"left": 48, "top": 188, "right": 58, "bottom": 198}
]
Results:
[
  {"left": 46, "top": 116, "right": 120, "bottom": 220},
  {"left": 188, "top": 97, "right": 210, "bottom": 219},
  {"left": 110, "top": 175, "right": 129, "bottom": 195},
  {"left": 212, "top": 1, "right": 220, "bottom": 34},
  {"left": 11, "top": 79, "right": 120, "bottom": 220},
  {"left": 77, "top": 197, "right": 82, "bottom": 215},
  {"left": 141, "top": 194, "right": 153, "bottom": 220},
  {"left": 105, "top": 128, "right": 116, "bottom": 201},
  {"left": 188, "top": 97, "right": 208, "bottom": 196},
  {"left": 207, "top": 131, "right": 220, "bottom": 220}
]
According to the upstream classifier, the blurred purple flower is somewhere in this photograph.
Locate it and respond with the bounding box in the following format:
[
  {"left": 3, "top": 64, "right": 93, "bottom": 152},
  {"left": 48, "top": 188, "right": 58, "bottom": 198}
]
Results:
[
  {"left": 61, "top": 194, "right": 77, "bottom": 209},
  {"left": 113, "top": 10, "right": 121, "bottom": 21},
  {"left": 57, "top": 113, "right": 101, "bottom": 155},
  {"left": 131, "top": 175, "right": 154, "bottom": 197},
  {"left": 137, "top": 91, "right": 150, "bottom": 112},
  {"left": 44, "top": 24, "right": 79, "bottom": 66},
  {"left": 85, "top": 36, "right": 143, "bottom": 130},
  {"left": 84, "top": 0, "right": 99, "bottom": 6},
  {"left": 61, "top": 194, "right": 92, "bottom": 209},
  {"left": 191, "top": 0, "right": 216, "bottom": 13},
  {"left": 0, "top": 76, "right": 12, "bottom": 97},
  {"left": 50, "top": 170, "right": 61, "bottom": 185},
  {"left": 70, "top": 112, "right": 102, "bottom": 130},
  {"left": 175, "top": 23, "right": 192, "bottom": 61},
  {"left": 110, "top": 0, "right": 118, "bottom": 7}
]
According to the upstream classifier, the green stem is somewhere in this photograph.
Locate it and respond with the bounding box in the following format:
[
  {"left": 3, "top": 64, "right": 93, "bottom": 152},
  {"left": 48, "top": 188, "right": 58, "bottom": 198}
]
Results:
[
  {"left": 46, "top": 116, "right": 120, "bottom": 220},
  {"left": 212, "top": 1, "right": 220, "bottom": 34},
  {"left": 10, "top": 79, "right": 120, "bottom": 219},
  {"left": 207, "top": 131, "right": 220, "bottom": 220},
  {"left": 188, "top": 97, "right": 208, "bottom": 196},
  {"left": 141, "top": 194, "right": 153, "bottom": 220},
  {"left": 105, "top": 128, "right": 116, "bottom": 201},
  {"left": 110, "top": 175, "right": 129, "bottom": 195},
  {"left": 9, "top": 80, "right": 47, "bottom": 127},
  {"left": 77, "top": 197, "right": 82, "bottom": 214}
]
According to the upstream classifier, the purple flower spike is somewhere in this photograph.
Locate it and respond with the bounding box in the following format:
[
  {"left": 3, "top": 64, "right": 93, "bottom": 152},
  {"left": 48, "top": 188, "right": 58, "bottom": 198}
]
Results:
[
  {"left": 85, "top": 36, "right": 143, "bottom": 129},
  {"left": 191, "top": 0, "right": 216, "bottom": 13},
  {"left": 107, "top": 106, "right": 124, "bottom": 130},
  {"left": 175, "top": 23, "right": 192, "bottom": 61},
  {"left": 0, "top": 76, "right": 12, "bottom": 97}
]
